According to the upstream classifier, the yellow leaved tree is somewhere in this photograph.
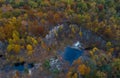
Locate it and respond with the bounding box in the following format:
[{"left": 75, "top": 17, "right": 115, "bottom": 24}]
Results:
[
  {"left": 79, "top": 31, "right": 82, "bottom": 37},
  {"left": 106, "top": 42, "right": 112, "bottom": 47},
  {"left": 31, "top": 37, "right": 38, "bottom": 46},
  {"left": 13, "top": 44, "right": 21, "bottom": 53},
  {"left": 7, "top": 31, "right": 21, "bottom": 53},
  {"left": 66, "top": 71, "right": 78, "bottom": 78},
  {"left": 7, "top": 44, "right": 14, "bottom": 52},
  {"left": 27, "top": 44, "right": 33, "bottom": 55},
  {"left": 78, "top": 64, "right": 90, "bottom": 75}
]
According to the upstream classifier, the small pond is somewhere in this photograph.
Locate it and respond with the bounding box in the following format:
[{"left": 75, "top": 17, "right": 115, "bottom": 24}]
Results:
[{"left": 63, "top": 46, "right": 84, "bottom": 64}]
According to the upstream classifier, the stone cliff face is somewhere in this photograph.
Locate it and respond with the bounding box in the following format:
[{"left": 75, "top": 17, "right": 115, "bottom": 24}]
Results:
[
  {"left": 45, "top": 24, "right": 107, "bottom": 49},
  {"left": 45, "top": 23, "right": 120, "bottom": 50}
]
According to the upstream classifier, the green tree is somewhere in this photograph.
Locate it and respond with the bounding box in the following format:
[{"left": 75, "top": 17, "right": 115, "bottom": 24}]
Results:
[{"left": 28, "top": 1, "right": 38, "bottom": 8}]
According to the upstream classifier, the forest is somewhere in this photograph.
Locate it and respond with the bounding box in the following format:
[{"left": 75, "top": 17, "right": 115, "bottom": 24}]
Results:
[{"left": 0, "top": 0, "right": 120, "bottom": 78}]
